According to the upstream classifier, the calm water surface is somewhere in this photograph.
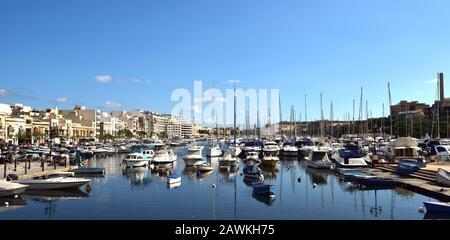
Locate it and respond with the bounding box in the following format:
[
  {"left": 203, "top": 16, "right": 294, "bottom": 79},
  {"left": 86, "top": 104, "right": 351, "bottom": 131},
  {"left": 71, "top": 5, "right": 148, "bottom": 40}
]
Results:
[{"left": 0, "top": 142, "right": 443, "bottom": 220}]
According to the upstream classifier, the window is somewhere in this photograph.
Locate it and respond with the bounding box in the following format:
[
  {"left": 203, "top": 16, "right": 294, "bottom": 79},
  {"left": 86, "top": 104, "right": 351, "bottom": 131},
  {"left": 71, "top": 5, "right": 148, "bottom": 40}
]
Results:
[{"left": 437, "top": 147, "right": 446, "bottom": 152}]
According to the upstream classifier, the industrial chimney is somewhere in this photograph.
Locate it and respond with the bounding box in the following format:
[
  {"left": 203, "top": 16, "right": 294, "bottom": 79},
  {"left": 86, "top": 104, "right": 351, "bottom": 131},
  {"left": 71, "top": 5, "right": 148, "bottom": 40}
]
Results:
[{"left": 438, "top": 72, "right": 444, "bottom": 101}]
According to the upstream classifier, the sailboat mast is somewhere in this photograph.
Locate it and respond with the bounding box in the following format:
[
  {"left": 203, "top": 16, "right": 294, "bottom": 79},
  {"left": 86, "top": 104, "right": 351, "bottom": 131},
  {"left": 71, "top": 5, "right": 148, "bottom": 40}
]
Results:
[
  {"left": 330, "top": 101, "right": 334, "bottom": 140},
  {"left": 279, "top": 93, "right": 283, "bottom": 138},
  {"left": 233, "top": 83, "right": 237, "bottom": 144},
  {"left": 320, "top": 93, "right": 323, "bottom": 138},
  {"left": 388, "top": 82, "right": 393, "bottom": 137}
]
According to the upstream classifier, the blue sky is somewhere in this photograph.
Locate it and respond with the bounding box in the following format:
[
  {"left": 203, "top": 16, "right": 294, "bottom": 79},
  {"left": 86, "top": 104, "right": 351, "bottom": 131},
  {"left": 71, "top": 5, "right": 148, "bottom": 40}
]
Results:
[{"left": 1, "top": 0, "right": 450, "bottom": 122}]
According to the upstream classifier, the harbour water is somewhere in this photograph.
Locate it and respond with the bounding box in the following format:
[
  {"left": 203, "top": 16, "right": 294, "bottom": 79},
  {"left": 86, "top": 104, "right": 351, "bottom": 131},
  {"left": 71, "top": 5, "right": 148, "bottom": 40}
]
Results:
[{"left": 0, "top": 141, "right": 441, "bottom": 220}]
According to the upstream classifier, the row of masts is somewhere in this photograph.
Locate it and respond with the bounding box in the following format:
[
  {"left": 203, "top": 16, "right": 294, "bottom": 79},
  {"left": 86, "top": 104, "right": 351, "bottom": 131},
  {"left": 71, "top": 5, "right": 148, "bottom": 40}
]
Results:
[{"left": 213, "top": 75, "right": 443, "bottom": 140}]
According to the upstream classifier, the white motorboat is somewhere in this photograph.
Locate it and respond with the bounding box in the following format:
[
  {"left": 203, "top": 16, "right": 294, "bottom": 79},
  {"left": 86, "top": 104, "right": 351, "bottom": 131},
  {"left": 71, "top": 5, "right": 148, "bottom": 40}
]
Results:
[
  {"left": 243, "top": 141, "right": 263, "bottom": 156},
  {"left": 245, "top": 151, "right": 260, "bottom": 164},
  {"left": 280, "top": 141, "right": 298, "bottom": 157},
  {"left": 0, "top": 180, "right": 28, "bottom": 197},
  {"left": 196, "top": 162, "right": 214, "bottom": 172},
  {"left": 14, "top": 177, "right": 91, "bottom": 190},
  {"left": 296, "top": 139, "right": 317, "bottom": 157},
  {"left": 332, "top": 145, "right": 368, "bottom": 168},
  {"left": 183, "top": 145, "right": 204, "bottom": 166},
  {"left": 152, "top": 144, "right": 177, "bottom": 164},
  {"left": 122, "top": 150, "right": 154, "bottom": 168},
  {"left": 305, "top": 149, "right": 334, "bottom": 169},
  {"left": 436, "top": 168, "right": 450, "bottom": 187},
  {"left": 261, "top": 141, "right": 280, "bottom": 167},
  {"left": 206, "top": 143, "right": 222, "bottom": 157},
  {"left": 218, "top": 151, "right": 238, "bottom": 170}
]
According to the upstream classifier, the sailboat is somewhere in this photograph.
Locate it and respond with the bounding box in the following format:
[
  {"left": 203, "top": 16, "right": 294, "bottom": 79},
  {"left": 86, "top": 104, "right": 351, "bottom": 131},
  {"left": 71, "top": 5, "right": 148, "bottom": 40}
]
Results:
[{"left": 220, "top": 83, "right": 240, "bottom": 171}]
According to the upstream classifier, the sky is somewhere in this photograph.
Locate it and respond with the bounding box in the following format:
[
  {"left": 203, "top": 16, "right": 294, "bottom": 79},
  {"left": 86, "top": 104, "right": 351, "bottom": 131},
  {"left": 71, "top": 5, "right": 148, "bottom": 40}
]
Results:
[{"left": 1, "top": 0, "right": 450, "bottom": 124}]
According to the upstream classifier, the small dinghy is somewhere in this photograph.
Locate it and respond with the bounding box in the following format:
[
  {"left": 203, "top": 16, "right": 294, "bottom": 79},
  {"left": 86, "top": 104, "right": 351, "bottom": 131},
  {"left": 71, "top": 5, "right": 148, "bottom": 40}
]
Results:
[
  {"left": 0, "top": 180, "right": 28, "bottom": 197},
  {"left": 167, "top": 174, "right": 181, "bottom": 184},
  {"left": 436, "top": 168, "right": 450, "bottom": 187},
  {"left": 252, "top": 182, "right": 275, "bottom": 196},
  {"left": 423, "top": 201, "right": 450, "bottom": 214},
  {"left": 14, "top": 177, "right": 90, "bottom": 190}
]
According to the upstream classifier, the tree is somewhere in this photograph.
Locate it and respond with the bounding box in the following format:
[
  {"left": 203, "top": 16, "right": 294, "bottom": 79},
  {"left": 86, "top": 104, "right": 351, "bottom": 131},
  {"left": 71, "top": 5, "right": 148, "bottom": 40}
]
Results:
[
  {"left": 117, "top": 129, "right": 134, "bottom": 139},
  {"left": 137, "top": 131, "right": 146, "bottom": 138}
]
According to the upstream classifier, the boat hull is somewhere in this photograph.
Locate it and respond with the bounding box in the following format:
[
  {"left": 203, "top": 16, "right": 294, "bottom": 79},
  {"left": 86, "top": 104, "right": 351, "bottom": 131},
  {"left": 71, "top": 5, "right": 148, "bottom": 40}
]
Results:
[
  {"left": 436, "top": 168, "right": 450, "bottom": 187},
  {"left": 15, "top": 179, "right": 90, "bottom": 190},
  {"left": 0, "top": 185, "right": 28, "bottom": 197},
  {"left": 424, "top": 201, "right": 450, "bottom": 213},
  {"left": 123, "top": 160, "right": 149, "bottom": 168}
]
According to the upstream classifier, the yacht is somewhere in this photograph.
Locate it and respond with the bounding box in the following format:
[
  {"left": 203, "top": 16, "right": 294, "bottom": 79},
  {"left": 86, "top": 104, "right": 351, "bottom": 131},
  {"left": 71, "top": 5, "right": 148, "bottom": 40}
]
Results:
[
  {"left": 122, "top": 150, "right": 154, "bottom": 168},
  {"left": 296, "top": 139, "right": 317, "bottom": 158},
  {"left": 280, "top": 141, "right": 298, "bottom": 157},
  {"left": 245, "top": 151, "right": 261, "bottom": 165},
  {"left": 243, "top": 140, "right": 263, "bottom": 157},
  {"left": 305, "top": 149, "right": 334, "bottom": 169},
  {"left": 218, "top": 151, "right": 238, "bottom": 171},
  {"left": 206, "top": 142, "right": 222, "bottom": 157},
  {"left": 261, "top": 141, "right": 280, "bottom": 167},
  {"left": 152, "top": 144, "right": 177, "bottom": 164},
  {"left": 332, "top": 144, "right": 368, "bottom": 168},
  {"left": 183, "top": 145, "right": 204, "bottom": 166}
]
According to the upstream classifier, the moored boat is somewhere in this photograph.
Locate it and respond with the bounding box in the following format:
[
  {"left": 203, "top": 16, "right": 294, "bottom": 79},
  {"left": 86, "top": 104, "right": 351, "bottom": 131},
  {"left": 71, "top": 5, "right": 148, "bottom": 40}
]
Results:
[
  {"left": 436, "top": 168, "right": 450, "bottom": 187},
  {"left": 167, "top": 174, "right": 181, "bottom": 184},
  {"left": 305, "top": 149, "right": 334, "bottom": 169},
  {"left": 423, "top": 201, "right": 450, "bottom": 214},
  {"left": 0, "top": 180, "right": 28, "bottom": 197},
  {"left": 14, "top": 177, "right": 90, "bottom": 190}
]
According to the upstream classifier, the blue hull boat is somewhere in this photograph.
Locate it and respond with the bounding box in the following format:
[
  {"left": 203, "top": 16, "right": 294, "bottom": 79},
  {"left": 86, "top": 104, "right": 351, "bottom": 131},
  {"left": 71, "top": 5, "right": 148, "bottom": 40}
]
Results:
[
  {"left": 423, "top": 201, "right": 450, "bottom": 214},
  {"left": 396, "top": 163, "right": 419, "bottom": 175},
  {"left": 73, "top": 167, "right": 105, "bottom": 175}
]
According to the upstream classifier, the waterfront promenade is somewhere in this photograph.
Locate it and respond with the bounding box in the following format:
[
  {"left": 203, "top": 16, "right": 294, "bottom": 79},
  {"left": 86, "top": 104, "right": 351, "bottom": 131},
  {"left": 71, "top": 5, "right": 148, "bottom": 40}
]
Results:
[{"left": 0, "top": 161, "right": 75, "bottom": 180}]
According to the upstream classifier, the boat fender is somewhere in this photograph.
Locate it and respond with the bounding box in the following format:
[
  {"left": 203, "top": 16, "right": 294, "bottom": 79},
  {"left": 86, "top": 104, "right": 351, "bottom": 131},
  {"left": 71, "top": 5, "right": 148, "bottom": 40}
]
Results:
[
  {"left": 14, "top": 195, "right": 18, "bottom": 199},
  {"left": 313, "top": 183, "right": 317, "bottom": 188},
  {"left": 418, "top": 207, "right": 424, "bottom": 213},
  {"left": 212, "top": 184, "right": 216, "bottom": 188},
  {"left": 4, "top": 202, "right": 9, "bottom": 207}
]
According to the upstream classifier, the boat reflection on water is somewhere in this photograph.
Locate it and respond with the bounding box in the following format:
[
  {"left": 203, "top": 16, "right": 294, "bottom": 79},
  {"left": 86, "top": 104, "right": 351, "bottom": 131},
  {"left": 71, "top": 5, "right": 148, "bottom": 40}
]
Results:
[
  {"left": 305, "top": 167, "right": 331, "bottom": 186},
  {"left": 122, "top": 166, "right": 152, "bottom": 185},
  {"left": 24, "top": 188, "right": 89, "bottom": 201},
  {"left": 0, "top": 196, "right": 27, "bottom": 213},
  {"left": 252, "top": 192, "right": 275, "bottom": 206},
  {"left": 260, "top": 165, "right": 278, "bottom": 180}
]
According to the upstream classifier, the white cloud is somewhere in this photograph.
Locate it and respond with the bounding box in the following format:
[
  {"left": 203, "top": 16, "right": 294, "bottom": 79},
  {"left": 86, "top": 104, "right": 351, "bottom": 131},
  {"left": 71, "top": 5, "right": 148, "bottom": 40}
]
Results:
[
  {"left": 226, "top": 80, "right": 240, "bottom": 84},
  {"left": 105, "top": 101, "right": 122, "bottom": 109},
  {"left": 95, "top": 75, "right": 113, "bottom": 83},
  {"left": 56, "top": 97, "right": 68, "bottom": 103},
  {"left": 0, "top": 89, "right": 8, "bottom": 97},
  {"left": 425, "top": 78, "right": 437, "bottom": 84}
]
